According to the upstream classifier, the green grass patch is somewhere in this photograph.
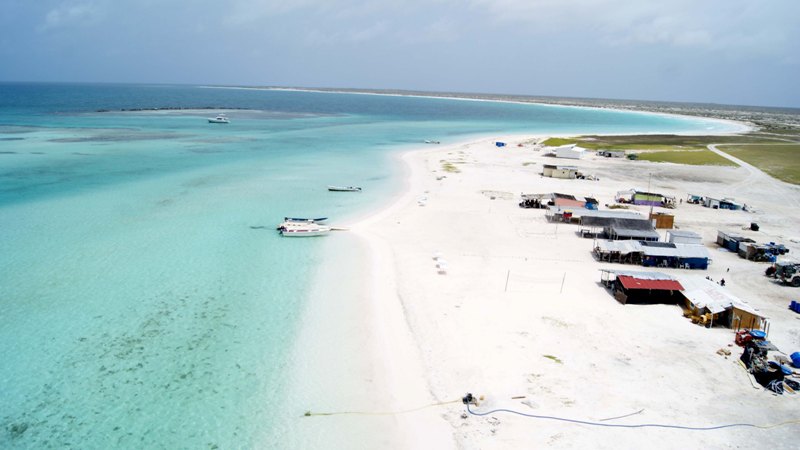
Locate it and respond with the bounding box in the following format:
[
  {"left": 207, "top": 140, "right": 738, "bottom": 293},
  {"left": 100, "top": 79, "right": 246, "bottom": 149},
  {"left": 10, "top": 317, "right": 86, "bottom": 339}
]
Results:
[
  {"left": 541, "top": 137, "right": 578, "bottom": 147},
  {"left": 718, "top": 144, "right": 800, "bottom": 185},
  {"left": 543, "top": 354, "right": 562, "bottom": 364},
  {"left": 636, "top": 149, "right": 736, "bottom": 166},
  {"left": 440, "top": 161, "right": 460, "bottom": 173},
  {"left": 545, "top": 134, "right": 786, "bottom": 152}
]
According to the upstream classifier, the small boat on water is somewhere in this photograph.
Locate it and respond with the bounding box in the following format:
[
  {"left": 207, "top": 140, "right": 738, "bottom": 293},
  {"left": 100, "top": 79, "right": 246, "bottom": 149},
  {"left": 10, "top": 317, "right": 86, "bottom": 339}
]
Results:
[
  {"left": 208, "top": 114, "right": 230, "bottom": 124},
  {"left": 279, "top": 224, "right": 331, "bottom": 237},
  {"left": 284, "top": 216, "right": 328, "bottom": 223},
  {"left": 276, "top": 217, "right": 328, "bottom": 231},
  {"left": 328, "top": 186, "right": 362, "bottom": 192},
  {"left": 424, "top": 140, "right": 441, "bottom": 144}
]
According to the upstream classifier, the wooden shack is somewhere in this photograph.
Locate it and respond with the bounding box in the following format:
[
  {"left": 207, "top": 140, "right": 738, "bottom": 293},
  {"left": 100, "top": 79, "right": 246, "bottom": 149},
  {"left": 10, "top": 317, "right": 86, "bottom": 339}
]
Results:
[
  {"left": 542, "top": 165, "right": 579, "bottom": 179},
  {"left": 649, "top": 212, "right": 674, "bottom": 229},
  {"left": 600, "top": 269, "right": 684, "bottom": 305},
  {"left": 680, "top": 277, "right": 767, "bottom": 330}
]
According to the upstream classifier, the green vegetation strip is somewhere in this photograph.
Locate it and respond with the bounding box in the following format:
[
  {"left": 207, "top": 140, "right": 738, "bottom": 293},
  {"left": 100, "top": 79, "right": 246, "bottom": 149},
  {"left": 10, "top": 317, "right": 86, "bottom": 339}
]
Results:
[
  {"left": 718, "top": 144, "right": 800, "bottom": 185},
  {"left": 636, "top": 150, "right": 737, "bottom": 166},
  {"left": 543, "top": 134, "right": 784, "bottom": 152},
  {"left": 541, "top": 135, "right": 800, "bottom": 181}
]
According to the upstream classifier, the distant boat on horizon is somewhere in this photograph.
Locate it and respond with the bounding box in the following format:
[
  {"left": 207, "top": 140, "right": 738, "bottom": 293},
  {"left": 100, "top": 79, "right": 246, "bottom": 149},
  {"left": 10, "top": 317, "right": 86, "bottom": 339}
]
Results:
[
  {"left": 327, "top": 185, "right": 362, "bottom": 192},
  {"left": 208, "top": 113, "right": 230, "bottom": 124}
]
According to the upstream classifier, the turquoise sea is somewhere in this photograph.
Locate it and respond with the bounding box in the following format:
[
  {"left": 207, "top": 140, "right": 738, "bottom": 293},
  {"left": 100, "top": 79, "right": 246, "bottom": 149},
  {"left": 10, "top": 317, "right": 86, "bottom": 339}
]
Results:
[{"left": 0, "top": 83, "right": 740, "bottom": 448}]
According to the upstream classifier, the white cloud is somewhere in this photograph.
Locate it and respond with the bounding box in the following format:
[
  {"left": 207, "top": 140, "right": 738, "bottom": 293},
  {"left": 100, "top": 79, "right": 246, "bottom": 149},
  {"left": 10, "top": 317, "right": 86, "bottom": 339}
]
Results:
[
  {"left": 223, "top": 0, "right": 324, "bottom": 26},
  {"left": 303, "top": 21, "right": 390, "bottom": 46},
  {"left": 401, "top": 18, "right": 459, "bottom": 44},
  {"left": 39, "top": 1, "right": 102, "bottom": 31},
  {"left": 466, "top": 0, "right": 798, "bottom": 57}
]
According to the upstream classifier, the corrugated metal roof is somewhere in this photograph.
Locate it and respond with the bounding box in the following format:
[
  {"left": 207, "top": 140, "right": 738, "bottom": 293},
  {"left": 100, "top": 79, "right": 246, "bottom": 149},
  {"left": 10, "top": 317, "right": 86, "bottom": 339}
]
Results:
[
  {"left": 610, "top": 227, "right": 661, "bottom": 239},
  {"left": 548, "top": 207, "right": 644, "bottom": 221},
  {"left": 597, "top": 240, "right": 709, "bottom": 258},
  {"left": 667, "top": 230, "right": 702, "bottom": 239},
  {"left": 522, "top": 192, "right": 578, "bottom": 201},
  {"left": 643, "top": 244, "right": 710, "bottom": 259},
  {"left": 596, "top": 240, "right": 641, "bottom": 254},
  {"left": 678, "top": 276, "right": 762, "bottom": 317},
  {"left": 599, "top": 269, "right": 675, "bottom": 280},
  {"left": 641, "top": 241, "right": 675, "bottom": 248},
  {"left": 618, "top": 275, "right": 684, "bottom": 291},
  {"left": 589, "top": 218, "right": 655, "bottom": 230}
]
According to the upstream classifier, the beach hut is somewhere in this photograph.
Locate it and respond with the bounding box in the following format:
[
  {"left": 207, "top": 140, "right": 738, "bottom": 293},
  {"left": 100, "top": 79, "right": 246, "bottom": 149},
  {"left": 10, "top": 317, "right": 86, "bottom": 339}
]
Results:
[
  {"left": 553, "top": 197, "right": 586, "bottom": 208},
  {"left": 547, "top": 207, "right": 643, "bottom": 225},
  {"left": 667, "top": 230, "right": 703, "bottom": 245},
  {"left": 704, "top": 197, "right": 742, "bottom": 210},
  {"left": 595, "top": 240, "right": 709, "bottom": 269},
  {"left": 738, "top": 243, "right": 779, "bottom": 262},
  {"left": 542, "top": 164, "right": 579, "bottom": 179},
  {"left": 686, "top": 194, "right": 705, "bottom": 204},
  {"left": 521, "top": 192, "right": 584, "bottom": 209},
  {"left": 594, "top": 240, "right": 644, "bottom": 264},
  {"left": 599, "top": 269, "right": 684, "bottom": 305},
  {"left": 578, "top": 210, "right": 646, "bottom": 224},
  {"left": 551, "top": 144, "right": 586, "bottom": 159},
  {"left": 633, "top": 192, "right": 665, "bottom": 207},
  {"left": 617, "top": 189, "right": 676, "bottom": 208},
  {"left": 649, "top": 212, "right": 674, "bottom": 229},
  {"left": 605, "top": 225, "right": 660, "bottom": 242},
  {"left": 639, "top": 241, "right": 710, "bottom": 269},
  {"left": 716, "top": 231, "right": 755, "bottom": 252},
  {"left": 598, "top": 150, "right": 626, "bottom": 158},
  {"left": 679, "top": 277, "right": 767, "bottom": 330},
  {"left": 599, "top": 217, "right": 659, "bottom": 241}
]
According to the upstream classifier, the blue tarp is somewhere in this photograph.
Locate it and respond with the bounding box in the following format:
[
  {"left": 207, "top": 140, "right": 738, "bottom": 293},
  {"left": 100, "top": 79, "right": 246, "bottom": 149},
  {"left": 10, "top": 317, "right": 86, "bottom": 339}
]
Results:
[{"left": 495, "top": 142, "right": 506, "bottom": 147}]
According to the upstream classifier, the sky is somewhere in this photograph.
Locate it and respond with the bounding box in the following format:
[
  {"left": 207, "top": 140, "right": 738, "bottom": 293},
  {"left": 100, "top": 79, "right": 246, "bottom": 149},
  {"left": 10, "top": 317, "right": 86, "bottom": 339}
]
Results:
[{"left": 0, "top": 0, "right": 798, "bottom": 108}]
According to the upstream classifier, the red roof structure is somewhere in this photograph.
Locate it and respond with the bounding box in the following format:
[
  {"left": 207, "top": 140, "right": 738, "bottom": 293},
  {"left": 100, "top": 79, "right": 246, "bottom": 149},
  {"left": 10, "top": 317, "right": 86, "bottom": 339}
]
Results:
[
  {"left": 553, "top": 198, "right": 586, "bottom": 208},
  {"left": 617, "top": 275, "right": 684, "bottom": 291}
]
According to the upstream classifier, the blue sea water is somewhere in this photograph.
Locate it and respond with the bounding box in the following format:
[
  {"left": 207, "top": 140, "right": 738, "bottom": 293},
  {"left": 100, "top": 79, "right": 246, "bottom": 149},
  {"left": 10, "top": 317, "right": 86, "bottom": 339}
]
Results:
[{"left": 0, "top": 83, "right": 739, "bottom": 448}]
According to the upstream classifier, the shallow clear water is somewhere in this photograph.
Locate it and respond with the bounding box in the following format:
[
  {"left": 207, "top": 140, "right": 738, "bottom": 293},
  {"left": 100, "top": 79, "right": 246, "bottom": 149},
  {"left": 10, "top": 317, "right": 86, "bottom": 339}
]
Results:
[{"left": 0, "top": 83, "right": 738, "bottom": 448}]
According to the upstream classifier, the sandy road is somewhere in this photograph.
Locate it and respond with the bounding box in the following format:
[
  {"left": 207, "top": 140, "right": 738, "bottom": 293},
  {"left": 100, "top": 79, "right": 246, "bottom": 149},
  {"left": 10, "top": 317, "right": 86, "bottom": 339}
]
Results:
[{"left": 708, "top": 143, "right": 800, "bottom": 207}]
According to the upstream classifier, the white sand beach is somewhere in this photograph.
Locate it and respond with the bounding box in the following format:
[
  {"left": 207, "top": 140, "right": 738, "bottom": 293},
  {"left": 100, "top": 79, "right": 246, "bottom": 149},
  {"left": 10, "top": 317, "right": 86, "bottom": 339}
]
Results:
[{"left": 352, "top": 136, "right": 800, "bottom": 449}]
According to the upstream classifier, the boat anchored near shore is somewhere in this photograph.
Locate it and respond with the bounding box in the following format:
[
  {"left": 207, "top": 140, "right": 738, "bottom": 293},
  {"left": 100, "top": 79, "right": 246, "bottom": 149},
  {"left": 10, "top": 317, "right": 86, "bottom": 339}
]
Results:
[
  {"left": 327, "top": 185, "right": 362, "bottom": 192},
  {"left": 277, "top": 217, "right": 333, "bottom": 237},
  {"left": 279, "top": 224, "right": 332, "bottom": 237},
  {"left": 208, "top": 114, "right": 230, "bottom": 124}
]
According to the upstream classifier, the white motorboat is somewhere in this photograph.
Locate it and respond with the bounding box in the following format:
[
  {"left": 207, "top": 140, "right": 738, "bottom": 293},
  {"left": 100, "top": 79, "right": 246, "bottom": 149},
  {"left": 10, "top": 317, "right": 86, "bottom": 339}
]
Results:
[
  {"left": 327, "top": 186, "right": 362, "bottom": 192},
  {"left": 279, "top": 224, "right": 331, "bottom": 237},
  {"left": 276, "top": 217, "right": 328, "bottom": 230},
  {"left": 208, "top": 114, "right": 230, "bottom": 124}
]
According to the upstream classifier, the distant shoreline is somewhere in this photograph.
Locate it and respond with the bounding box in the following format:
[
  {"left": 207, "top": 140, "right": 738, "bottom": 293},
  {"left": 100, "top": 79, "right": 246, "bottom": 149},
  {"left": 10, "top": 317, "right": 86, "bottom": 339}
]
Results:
[{"left": 199, "top": 85, "right": 754, "bottom": 135}]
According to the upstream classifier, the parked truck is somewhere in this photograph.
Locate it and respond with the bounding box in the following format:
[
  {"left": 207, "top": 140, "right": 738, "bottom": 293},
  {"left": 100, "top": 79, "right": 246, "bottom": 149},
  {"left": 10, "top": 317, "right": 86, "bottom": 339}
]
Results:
[{"left": 766, "top": 261, "right": 800, "bottom": 287}]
